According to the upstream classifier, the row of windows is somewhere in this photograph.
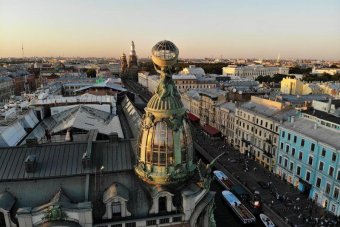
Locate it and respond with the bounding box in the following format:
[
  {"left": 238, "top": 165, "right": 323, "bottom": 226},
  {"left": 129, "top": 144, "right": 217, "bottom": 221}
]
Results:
[
  {"left": 315, "top": 177, "right": 339, "bottom": 199},
  {"left": 280, "top": 132, "right": 337, "bottom": 162},
  {"left": 320, "top": 120, "right": 339, "bottom": 129},
  {"left": 279, "top": 167, "right": 340, "bottom": 201},
  {"left": 145, "top": 217, "right": 181, "bottom": 226},
  {"left": 177, "top": 84, "right": 215, "bottom": 89},
  {"left": 237, "top": 111, "right": 279, "bottom": 133},
  {"left": 175, "top": 80, "right": 195, "bottom": 84},
  {"left": 111, "top": 223, "right": 136, "bottom": 227},
  {"left": 279, "top": 154, "right": 340, "bottom": 183}
]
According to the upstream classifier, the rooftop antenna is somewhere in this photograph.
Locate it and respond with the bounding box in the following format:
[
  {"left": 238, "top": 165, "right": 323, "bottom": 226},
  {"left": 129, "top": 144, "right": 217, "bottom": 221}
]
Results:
[{"left": 22, "top": 42, "right": 25, "bottom": 58}]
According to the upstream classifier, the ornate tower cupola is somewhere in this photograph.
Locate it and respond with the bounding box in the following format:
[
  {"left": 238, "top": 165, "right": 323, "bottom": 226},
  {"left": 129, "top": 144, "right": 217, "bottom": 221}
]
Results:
[
  {"left": 135, "top": 40, "right": 196, "bottom": 185},
  {"left": 120, "top": 52, "right": 127, "bottom": 73},
  {"left": 128, "top": 41, "right": 138, "bottom": 68}
]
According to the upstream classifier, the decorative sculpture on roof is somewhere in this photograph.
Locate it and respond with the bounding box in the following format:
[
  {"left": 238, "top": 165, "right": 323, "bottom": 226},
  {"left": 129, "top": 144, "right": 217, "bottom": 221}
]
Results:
[
  {"left": 154, "top": 77, "right": 178, "bottom": 100},
  {"left": 151, "top": 40, "right": 181, "bottom": 101},
  {"left": 197, "top": 153, "right": 225, "bottom": 190},
  {"left": 43, "top": 205, "right": 68, "bottom": 221},
  {"left": 169, "top": 114, "right": 181, "bottom": 131},
  {"left": 143, "top": 113, "right": 155, "bottom": 129}
]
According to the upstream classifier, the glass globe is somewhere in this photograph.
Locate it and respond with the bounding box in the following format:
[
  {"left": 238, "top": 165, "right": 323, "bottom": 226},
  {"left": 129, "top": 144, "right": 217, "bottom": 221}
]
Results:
[{"left": 151, "top": 40, "right": 179, "bottom": 67}]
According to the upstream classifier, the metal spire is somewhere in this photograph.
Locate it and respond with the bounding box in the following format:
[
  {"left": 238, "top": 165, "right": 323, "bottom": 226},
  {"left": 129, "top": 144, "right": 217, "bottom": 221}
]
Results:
[{"left": 22, "top": 42, "right": 25, "bottom": 58}]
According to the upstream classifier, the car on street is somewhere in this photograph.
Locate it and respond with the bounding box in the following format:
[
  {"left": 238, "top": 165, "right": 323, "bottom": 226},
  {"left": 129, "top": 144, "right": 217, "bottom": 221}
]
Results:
[
  {"left": 229, "top": 158, "right": 237, "bottom": 163},
  {"left": 258, "top": 181, "right": 267, "bottom": 189}
]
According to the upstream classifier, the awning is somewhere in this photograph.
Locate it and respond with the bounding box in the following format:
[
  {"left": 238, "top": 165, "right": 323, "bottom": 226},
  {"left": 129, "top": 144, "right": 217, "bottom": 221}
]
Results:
[
  {"left": 188, "top": 113, "right": 199, "bottom": 122},
  {"left": 203, "top": 125, "right": 221, "bottom": 136}
]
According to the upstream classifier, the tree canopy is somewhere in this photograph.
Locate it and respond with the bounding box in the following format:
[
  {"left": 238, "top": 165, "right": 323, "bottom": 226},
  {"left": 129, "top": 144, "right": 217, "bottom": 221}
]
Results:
[
  {"left": 256, "top": 74, "right": 294, "bottom": 84},
  {"left": 289, "top": 67, "right": 312, "bottom": 74},
  {"left": 86, "top": 68, "right": 97, "bottom": 77}
]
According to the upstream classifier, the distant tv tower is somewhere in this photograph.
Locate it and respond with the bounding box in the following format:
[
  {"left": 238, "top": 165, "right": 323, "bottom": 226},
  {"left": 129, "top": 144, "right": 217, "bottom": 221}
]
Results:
[
  {"left": 22, "top": 42, "right": 25, "bottom": 58},
  {"left": 277, "top": 52, "right": 280, "bottom": 62}
]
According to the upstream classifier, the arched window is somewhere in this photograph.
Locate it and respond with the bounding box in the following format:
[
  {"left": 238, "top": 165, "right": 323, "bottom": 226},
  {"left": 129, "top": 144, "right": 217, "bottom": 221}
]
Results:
[
  {"left": 145, "top": 122, "right": 174, "bottom": 167},
  {"left": 153, "top": 122, "right": 167, "bottom": 166},
  {"left": 180, "top": 128, "right": 187, "bottom": 163}
]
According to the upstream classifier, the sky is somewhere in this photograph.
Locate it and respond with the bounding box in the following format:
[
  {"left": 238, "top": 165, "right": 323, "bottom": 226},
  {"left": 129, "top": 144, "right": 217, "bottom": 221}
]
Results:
[{"left": 1, "top": 0, "right": 340, "bottom": 60}]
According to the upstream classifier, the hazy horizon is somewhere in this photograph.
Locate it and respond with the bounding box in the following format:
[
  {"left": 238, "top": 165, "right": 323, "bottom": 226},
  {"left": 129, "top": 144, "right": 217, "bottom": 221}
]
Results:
[{"left": 1, "top": 0, "right": 340, "bottom": 60}]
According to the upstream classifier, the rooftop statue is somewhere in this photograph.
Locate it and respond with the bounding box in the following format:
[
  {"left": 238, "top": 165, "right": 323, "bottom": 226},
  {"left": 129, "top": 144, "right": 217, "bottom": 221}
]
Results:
[
  {"left": 152, "top": 41, "right": 181, "bottom": 100},
  {"left": 197, "top": 153, "right": 225, "bottom": 190}
]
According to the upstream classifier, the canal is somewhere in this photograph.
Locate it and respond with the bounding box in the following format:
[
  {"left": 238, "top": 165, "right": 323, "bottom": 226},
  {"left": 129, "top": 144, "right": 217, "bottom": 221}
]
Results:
[
  {"left": 211, "top": 180, "right": 263, "bottom": 227},
  {"left": 196, "top": 150, "right": 263, "bottom": 227}
]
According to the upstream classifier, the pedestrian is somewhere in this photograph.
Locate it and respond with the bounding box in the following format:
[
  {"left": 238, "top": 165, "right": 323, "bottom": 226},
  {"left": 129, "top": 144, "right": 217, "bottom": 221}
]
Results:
[
  {"left": 271, "top": 200, "right": 274, "bottom": 206},
  {"left": 45, "top": 128, "right": 51, "bottom": 143},
  {"left": 254, "top": 167, "right": 257, "bottom": 172}
]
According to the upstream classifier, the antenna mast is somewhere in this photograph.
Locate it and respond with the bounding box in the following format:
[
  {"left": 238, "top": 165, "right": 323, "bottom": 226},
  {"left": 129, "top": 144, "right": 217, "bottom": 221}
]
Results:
[{"left": 22, "top": 42, "right": 25, "bottom": 58}]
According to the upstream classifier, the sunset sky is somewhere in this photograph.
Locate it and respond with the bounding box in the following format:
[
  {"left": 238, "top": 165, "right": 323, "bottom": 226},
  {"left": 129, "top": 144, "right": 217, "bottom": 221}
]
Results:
[{"left": 1, "top": 0, "right": 339, "bottom": 60}]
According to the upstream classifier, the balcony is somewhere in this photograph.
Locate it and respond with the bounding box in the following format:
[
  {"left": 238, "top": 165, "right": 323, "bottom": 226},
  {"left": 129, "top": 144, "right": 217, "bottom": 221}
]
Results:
[
  {"left": 263, "top": 151, "right": 273, "bottom": 158},
  {"left": 241, "top": 138, "right": 250, "bottom": 146},
  {"left": 265, "top": 139, "right": 273, "bottom": 145}
]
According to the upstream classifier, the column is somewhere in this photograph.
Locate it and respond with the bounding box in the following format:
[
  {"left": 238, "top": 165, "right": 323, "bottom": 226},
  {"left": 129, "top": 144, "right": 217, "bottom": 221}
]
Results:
[
  {"left": 166, "top": 195, "right": 172, "bottom": 212},
  {"left": 121, "top": 201, "right": 126, "bottom": 218},
  {"left": 155, "top": 197, "right": 159, "bottom": 214},
  {"left": 107, "top": 202, "right": 112, "bottom": 219}
]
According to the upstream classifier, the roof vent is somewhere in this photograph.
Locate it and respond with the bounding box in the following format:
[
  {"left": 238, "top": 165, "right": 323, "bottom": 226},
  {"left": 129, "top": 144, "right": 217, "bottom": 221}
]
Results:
[
  {"left": 314, "top": 123, "right": 317, "bottom": 129},
  {"left": 109, "top": 132, "right": 119, "bottom": 143},
  {"left": 26, "top": 137, "right": 38, "bottom": 148},
  {"left": 25, "top": 155, "right": 36, "bottom": 173}
]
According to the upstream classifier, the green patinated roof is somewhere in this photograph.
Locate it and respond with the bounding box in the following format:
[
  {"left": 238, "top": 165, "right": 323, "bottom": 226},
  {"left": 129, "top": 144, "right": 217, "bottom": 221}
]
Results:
[
  {"left": 147, "top": 94, "right": 183, "bottom": 111},
  {"left": 95, "top": 77, "right": 104, "bottom": 84}
]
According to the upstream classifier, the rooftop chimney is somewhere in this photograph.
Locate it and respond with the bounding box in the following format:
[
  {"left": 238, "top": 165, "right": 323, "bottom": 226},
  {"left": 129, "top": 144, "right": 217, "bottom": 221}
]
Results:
[
  {"left": 26, "top": 137, "right": 38, "bottom": 148},
  {"left": 25, "top": 155, "right": 36, "bottom": 173},
  {"left": 327, "top": 98, "right": 332, "bottom": 113},
  {"left": 291, "top": 116, "right": 295, "bottom": 123},
  {"left": 314, "top": 123, "right": 317, "bottom": 129}
]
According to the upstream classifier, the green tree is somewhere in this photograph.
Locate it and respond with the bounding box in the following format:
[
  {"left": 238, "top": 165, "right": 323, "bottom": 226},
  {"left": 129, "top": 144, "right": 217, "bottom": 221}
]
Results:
[
  {"left": 320, "top": 72, "right": 332, "bottom": 81},
  {"left": 256, "top": 75, "right": 265, "bottom": 83},
  {"left": 332, "top": 73, "right": 340, "bottom": 81},
  {"left": 86, "top": 68, "right": 97, "bottom": 77}
]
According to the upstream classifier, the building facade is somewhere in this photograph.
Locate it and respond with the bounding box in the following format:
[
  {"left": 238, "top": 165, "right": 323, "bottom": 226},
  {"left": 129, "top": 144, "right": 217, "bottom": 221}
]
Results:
[
  {"left": 281, "top": 78, "right": 340, "bottom": 97},
  {"left": 234, "top": 96, "right": 296, "bottom": 171},
  {"left": 215, "top": 102, "right": 236, "bottom": 144},
  {"left": 222, "top": 65, "right": 289, "bottom": 79},
  {"left": 0, "top": 77, "right": 14, "bottom": 101},
  {"left": 181, "top": 89, "right": 227, "bottom": 127},
  {"left": 275, "top": 100, "right": 340, "bottom": 215},
  {"left": 138, "top": 72, "right": 217, "bottom": 93}
]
